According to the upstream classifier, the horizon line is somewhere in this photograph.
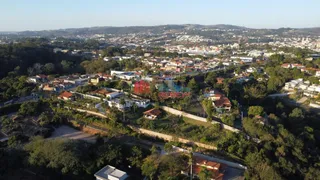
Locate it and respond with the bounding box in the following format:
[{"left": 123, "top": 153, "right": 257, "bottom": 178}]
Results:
[{"left": 1, "top": 23, "right": 320, "bottom": 33}]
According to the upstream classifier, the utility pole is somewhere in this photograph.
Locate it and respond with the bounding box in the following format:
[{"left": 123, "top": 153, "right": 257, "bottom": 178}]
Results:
[{"left": 189, "top": 152, "right": 193, "bottom": 180}]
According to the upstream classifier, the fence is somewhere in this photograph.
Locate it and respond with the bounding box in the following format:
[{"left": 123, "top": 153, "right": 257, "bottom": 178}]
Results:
[
  {"left": 161, "top": 106, "right": 240, "bottom": 133},
  {"left": 129, "top": 125, "right": 217, "bottom": 150}
]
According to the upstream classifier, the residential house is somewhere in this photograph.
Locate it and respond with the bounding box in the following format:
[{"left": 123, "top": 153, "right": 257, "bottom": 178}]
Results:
[
  {"left": 91, "top": 89, "right": 111, "bottom": 97},
  {"left": 292, "top": 64, "right": 305, "bottom": 69},
  {"left": 90, "top": 76, "right": 104, "bottom": 86},
  {"left": 213, "top": 96, "right": 232, "bottom": 112},
  {"left": 181, "top": 156, "right": 224, "bottom": 180},
  {"left": 94, "top": 165, "right": 128, "bottom": 180},
  {"left": 117, "top": 72, "right": 136, "bottom": 80},
  {"left": 144, "top": 108, "right": 161, "bottom": 120},
  {"left": 27, "top": 76, "right": 40, "bottom": 83},
  {"left": 204, "top": 90, "right": 232, "bottom": 111},
  {"left": 132, "top": 98, "right": 151, "bottom": 108},
  {"left": 134, "top": 80, "right": 151, "bottom": 95},
  {"left": 231, "top": 56, "right": 253, "bottom": 63},
  {"left": 216, "top": 77, "right": 224, "bottom": 84},
  {"left": 106, "top": 92, "right": 122, "bottom": 100},
  {"left": 97, "top": 73, "right": 113, "bottom": 80},
  {"left": 281, "top": 63, "right": 292, "bottom": 69},
  {"left": 41, "top": 84, "right": 56, "bottom": 92},
  {"left": 107, "top": 98, "right": 132, "bottom": 110},
  {"left": 284, "top": 79, "right": 304, "bottom": 91},
  {"left": 58, "top": 91, "right": 74, "bottom": 101}
]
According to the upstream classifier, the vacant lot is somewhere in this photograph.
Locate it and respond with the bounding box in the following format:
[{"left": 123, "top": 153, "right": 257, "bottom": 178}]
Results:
[{"left": 50, "top": 125, "right": 97, "bottom": 143}]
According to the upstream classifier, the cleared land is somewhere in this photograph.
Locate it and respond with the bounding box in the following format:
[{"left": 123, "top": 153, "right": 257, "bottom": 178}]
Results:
[{"left": 50, "top": 125, "right": 97, "bottom": 143}]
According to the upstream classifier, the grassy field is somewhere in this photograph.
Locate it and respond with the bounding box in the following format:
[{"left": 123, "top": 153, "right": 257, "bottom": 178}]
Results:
[
  {"left": 182, "top": 116, "right": 212, "bottom": 127},
  {"left": 136, "top": 113, "right": 228, "bottom": 145}
]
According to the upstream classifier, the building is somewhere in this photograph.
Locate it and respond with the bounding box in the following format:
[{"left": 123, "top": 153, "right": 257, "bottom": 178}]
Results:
[
  {"left": 231, "top": 56, "right": 253, "bottom": 63},
  {"left": 107, "top": 98, "right": 132, "bottom": 110},
  {"left": 216, "top": 77, "right": 224, "bottom": 84},
  {"left": 134, "top": 80, "right": 151, "bottom": 95},
  {"left": 106, "top": 92, "right": 123, "bottom": 100},
  {"left": 92, "top": 89, "right": 112, "bottom": 98},
  {"left": 132, "top": 98, "right": 151, "bottom": 108},
  {"left": 181, "top": 156, "right": 224, "bottom": 180},
  {"left": 144, "top": 108, "right": 162, "bottom": 120},
  {"left": 284, "top": 79, "right": 304, "bottom": 91},
  {"left": 94, "top": 165, "right": 128, "bottom": 180},
  {"left": 204, "top": 90, "right": 231, "bottom": 111},
  {"left": 213, "top": 96, "right": 232, "bottom": 112},
  {"left": 58, "top": 91, "right": 74, "bottom": 101}
]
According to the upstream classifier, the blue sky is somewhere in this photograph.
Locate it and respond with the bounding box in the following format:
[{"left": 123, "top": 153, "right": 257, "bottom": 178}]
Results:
[{"left": 0, "top": 0, "right": 319, "bottom": 31}]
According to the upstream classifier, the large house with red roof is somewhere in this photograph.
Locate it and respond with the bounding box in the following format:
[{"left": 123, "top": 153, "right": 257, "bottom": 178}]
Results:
[
  {"left": 205, "top": 90, "right": 232, "bottom": 112},
  {"left": 182, "top": 156, "right": 224, "bottom": 180},
  {"left": 58, "top": 91, "right": 74, "bottom": 101}
]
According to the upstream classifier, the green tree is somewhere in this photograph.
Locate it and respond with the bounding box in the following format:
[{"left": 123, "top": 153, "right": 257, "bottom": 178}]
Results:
[
  {"left": 289, "top": 108, "right": 304, "bottom": 119},
  {"left": 198, "top": 167, "right": 213, "bottom": 180},
  {"left": 127, "top": 146, "right": 143, "bottom": 168},
  {"left": 248, "top": 106, "right": 264, "bottom": 116},
  {"left": 61, "top": 60, "right": 73, "bottom": 72},
  {"left": 43, "top": 63, "right": 55, "bottom": 74},
  {"left": 187, "top": 78, "right": 199, "bottom": 94},
  {"left": 158, "top": 154, "right": 188, "bottom": 179},
  {"left": 141, "top": 155, "right": 159, "bottom": 180},
  {"left": 221, "top": 114, "right": 236, "bottom": 126}
]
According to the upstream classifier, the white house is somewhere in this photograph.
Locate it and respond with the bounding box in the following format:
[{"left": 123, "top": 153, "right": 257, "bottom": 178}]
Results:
[
  {"left": 315, "top": 71, "right": 320, "bottom": 77},
  {"left": 284, "top": 79, "right": 303, "bottom": 91},
  {"left": 107, "top": 98, "right": 132, "bottom": 110},
  {"left": 27, "top": 76, "right": 40, "bottom": 83},
  {"left": 246, "top": 67, "right": 257, "bottom": 73},
  {"left": 231, "top": 56, "right": 253, "bottom": 63},
  {"left": 94, "top": 165, "right": 128, "bottom": 180},
  {"left": 132, "top": 98, "right": 150, "bottom": 108}
]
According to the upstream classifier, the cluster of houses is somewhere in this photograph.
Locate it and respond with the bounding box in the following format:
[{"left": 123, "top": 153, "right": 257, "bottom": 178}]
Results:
[
  {"left": 58, "top": 86, "right": 151, "bottom": 111},
  {"left": 141, "top": 55, "right": 256, "bottom": 75},
  {"left": 284, "top": 78, "right": 320, "bottom": 97},
  {"left": 281, "top": 63, "right": 320, "bottom": 77},
  {"left": 94, "top": 154, "right": 225, "bottom": 180},
  {"left": 28, "top": 74, "right": 90, "bottom": 93}
]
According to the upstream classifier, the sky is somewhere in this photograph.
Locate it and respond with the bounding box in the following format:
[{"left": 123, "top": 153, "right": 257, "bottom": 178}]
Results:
[{"left": 0, "top": 0, "right": 319, "bottom": 31}]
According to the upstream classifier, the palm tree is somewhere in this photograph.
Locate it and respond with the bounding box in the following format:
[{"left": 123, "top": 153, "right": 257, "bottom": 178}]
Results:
[{"left": 132, "top": 103, "right": 138, "bottom": 113}]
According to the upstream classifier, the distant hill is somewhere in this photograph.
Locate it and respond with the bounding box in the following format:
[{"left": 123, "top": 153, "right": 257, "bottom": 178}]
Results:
[{"left": 3, "top": 24, "right": 319, "bottom": 37}]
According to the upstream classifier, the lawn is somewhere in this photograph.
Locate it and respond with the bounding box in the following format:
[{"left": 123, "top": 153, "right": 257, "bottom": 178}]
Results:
[
  {"left": 182, "top": 116, "right": 212, "bottom": 127},
  {"left": 185, "top": 102, "right": 206, "bottom": 116},
  {"left": 135, "top": 113, "right": 228, "bottom": 145}
]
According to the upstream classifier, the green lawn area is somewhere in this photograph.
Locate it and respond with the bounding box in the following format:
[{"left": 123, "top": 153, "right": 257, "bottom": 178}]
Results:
[
  {"left": 136, "top": 112, "right": 228, "bottom": 145},
  {"left": 182, "top": 116, "right": 212, "bottom": 127}
]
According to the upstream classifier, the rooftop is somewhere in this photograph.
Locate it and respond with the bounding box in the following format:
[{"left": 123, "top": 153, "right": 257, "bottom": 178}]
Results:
[
  {"left": 94, "top": 165, "right": 128, "bottom": 180},
  {"left": 144, "top": 108, "right": 162, "bottom": 116},
  {"left": 58, "top": 91, "right": 73, "bottom": 98}
]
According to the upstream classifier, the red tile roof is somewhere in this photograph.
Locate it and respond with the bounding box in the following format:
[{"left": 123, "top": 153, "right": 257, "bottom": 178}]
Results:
[
  {"left": 92, "top": 89, "right": 111, "bottom": 96},
  {"left": 144, "top": 108, "right": 161, "bottom": 116},
  {"left": 192, "top": 156, "right": 224, "bottom": 180},
  {"left": 214, "top": 96, "right": 231, "bottom": 107},
  {"left": 58, "top": 91, "right": 73, "bottom": 98}
]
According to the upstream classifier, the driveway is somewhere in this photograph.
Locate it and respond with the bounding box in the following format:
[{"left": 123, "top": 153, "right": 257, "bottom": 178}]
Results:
[{"left": 297, "top": 97, "right": 308, "bottom": 104}]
